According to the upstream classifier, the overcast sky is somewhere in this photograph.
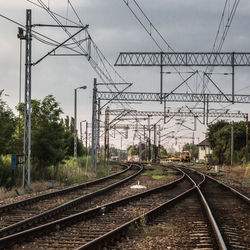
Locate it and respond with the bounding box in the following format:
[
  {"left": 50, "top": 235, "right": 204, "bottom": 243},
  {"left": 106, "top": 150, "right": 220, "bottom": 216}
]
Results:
[{"left": 1, "top": 0, "right": 250, "bottom": 150}]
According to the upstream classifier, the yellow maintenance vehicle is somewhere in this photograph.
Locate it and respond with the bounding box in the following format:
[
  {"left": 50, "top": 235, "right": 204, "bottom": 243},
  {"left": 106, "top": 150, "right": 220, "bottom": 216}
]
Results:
[{"left": 180, "top": 151, "right": 191, "bottom": 162}]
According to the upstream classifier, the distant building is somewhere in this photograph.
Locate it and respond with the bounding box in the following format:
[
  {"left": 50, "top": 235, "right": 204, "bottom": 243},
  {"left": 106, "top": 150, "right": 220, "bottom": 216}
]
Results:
[{"left": 197, "top": 139, "right": 212, "bottom": 162}]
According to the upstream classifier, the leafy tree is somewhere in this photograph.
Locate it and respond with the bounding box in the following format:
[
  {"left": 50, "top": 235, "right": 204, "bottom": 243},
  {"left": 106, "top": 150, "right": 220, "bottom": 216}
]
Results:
[
  {"left": 17, "top": 95, "right": 67, "bottom": 178},
  {"left": 70, "top": 117, "right": 75, "bottom": 133},
  {"left": 207, "top": 120, "right": 228, "bottom": 149},
  {"left": 64, "top": 115, "right": 70, "bottom": 130},
  {"left": 63, "top": 129, "right": 84, "bottom": 158},
  {"left": 207, "top": 120, "right": 248, "bottom": 164},
  {"left": 0, "top": 90, "right": 16, "bottom": 154},
  {"left": 159, "top": 145, "right": 167, "bottom": 156}
]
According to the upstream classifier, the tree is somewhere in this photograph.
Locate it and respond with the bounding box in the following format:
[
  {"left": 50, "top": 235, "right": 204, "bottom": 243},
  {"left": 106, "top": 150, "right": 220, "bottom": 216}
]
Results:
[
  {"left": 182, "top": 143, "right": 198, "bottom": 160},
  {"left": 207, "top": 120, "right": 248, "bottom": 164},
  {"left": 159, "top": 145, "right": 167, "bottom": 156},
  {"left": 0, "top": 90, "right": 16, "bottom": 155},
  {"left": 63, "top": 129, "right": 84, "bottom": 158},
  {"left": 17, "top": 95, "right": 67, "bottom": 178}
]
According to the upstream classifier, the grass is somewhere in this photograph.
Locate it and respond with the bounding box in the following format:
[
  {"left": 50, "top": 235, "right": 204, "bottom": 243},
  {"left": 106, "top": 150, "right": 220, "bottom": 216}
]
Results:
[
  {"left": 0, "top": 155, "right": 118, "bottom": 200},
  {"left": 142, "top": 166, "right": 178, "bottom": 180},
  {"left": 152, "top": 175, "right": 165, "bottom": 180}
]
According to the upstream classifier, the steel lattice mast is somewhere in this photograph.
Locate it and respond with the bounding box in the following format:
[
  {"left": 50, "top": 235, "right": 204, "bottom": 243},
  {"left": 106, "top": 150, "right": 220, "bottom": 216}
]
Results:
[{"left": 23, "top": 9, "right": 32, "bottom": 191}]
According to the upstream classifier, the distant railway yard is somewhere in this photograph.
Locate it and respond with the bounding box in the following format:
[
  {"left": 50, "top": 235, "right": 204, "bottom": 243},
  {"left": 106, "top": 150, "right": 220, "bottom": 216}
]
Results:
[{"left": 0, "top": 162, "right": 249, "bottom": 249}]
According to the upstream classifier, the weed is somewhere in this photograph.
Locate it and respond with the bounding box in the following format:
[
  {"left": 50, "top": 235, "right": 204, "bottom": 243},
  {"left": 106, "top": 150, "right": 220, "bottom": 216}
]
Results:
[
  {"left": 139, "top": 214, "right": 148, "bottom": 234},
  {"left": 152, "top": 175, "right": 165, "bottom": 180},
  {"left": 55, "top": 224, "right": 60, "bottom": 231}
]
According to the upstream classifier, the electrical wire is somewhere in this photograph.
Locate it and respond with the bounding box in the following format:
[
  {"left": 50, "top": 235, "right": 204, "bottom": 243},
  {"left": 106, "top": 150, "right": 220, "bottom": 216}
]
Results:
[
  {"left": 121, "top": 0, "right": 195, "bottom": 94},
  {"left": 33, "top": 0, "right": 148, "bottom": 132}
]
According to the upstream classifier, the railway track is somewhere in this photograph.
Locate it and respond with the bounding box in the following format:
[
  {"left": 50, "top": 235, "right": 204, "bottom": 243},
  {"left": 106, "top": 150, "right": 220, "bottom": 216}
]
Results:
[
  {"left": 0, "top": 169, "right": 192, "bottom": 248},
  {"left": 113, "top": 191, "right": 218, "bottom": 249},
  {"left": 200, "top": 175, "right": 250, "bottom": 249},
  {"left": 0, "top": 164, "right": 249, "bottom": 249},
  {"left": 88, "top": 166, "right": 249, "bottom": 249},
  {"left": 0, "top": 163, "right": 142, "bottom": 237}
]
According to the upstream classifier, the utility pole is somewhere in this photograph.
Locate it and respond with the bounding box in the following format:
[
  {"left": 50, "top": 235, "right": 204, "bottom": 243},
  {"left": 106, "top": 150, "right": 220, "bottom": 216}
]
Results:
[
  {"left": 153, "top": 124, "right": 157, "bottom": 162},
  {"left": 85, "top": 121, "right": 88, "bottom": 157},
  {"left": 74, "top": 85, "right": 87, "bottom": 160},
  {"left": 23, "top": 9, "right": 32, "bottom": 191},
  {"left": 74, "top": 88, "right": 77, "bottom": 159},
  {"left": 19, "top": 9, "right": 89, "bottom": 189},
  {"left": 97, "top": 98, "right": 101, "bottom": 161},
  {"left": 80, "top": 120, "right": 88, "bottom": 157},
  {"left": 104, "top": 107, "right": 110, "bottom": 164},
  {"left": 91, "top": 78, "right": 97, "bottom": 171},
  {"left": 246, "top": 114, "right": 249, "bottom": 162},
  {"left": 120, "top": 136, "right": 123, "bottom": 161},
  {"left": 158, "top": 125, "right": 161, "bottom": 160},
  {"left": 148, "top": 115, "right": 151, "bottom": 161},
  {"left": 139, "top": 136, "right": 142, "bottom": 162},
  {"left": 231, "top": 121, "right": 234, "bottom": 167}
]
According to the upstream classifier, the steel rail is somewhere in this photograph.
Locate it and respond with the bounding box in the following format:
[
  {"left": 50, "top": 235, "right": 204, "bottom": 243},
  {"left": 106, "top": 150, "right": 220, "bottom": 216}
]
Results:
[
  {"left": 77, "top": 166, "right": 228, "bottom": 250},
  {"left": 196, "top": 187, "right": 227, "bottom": 250},
  {"left": 0, "top": 167, "right": 186, "bottom": 248},
  {"left": 205, "top": 174, "right": 250, "bottom": 203},
  {"left": 177, "top": 165, "right": 227, "bottom": 249},
  {"left": 77, "top": 187, "right": 196, "bottom": 250},
  {"left": 189, "top": 167, "right": 250, "bottom": 203},
  {"left": 0, "top": 164, "right": 143, "bottom": 238},
  {"left": 0, "top": 164, "right": 130, "bottom": 213}
]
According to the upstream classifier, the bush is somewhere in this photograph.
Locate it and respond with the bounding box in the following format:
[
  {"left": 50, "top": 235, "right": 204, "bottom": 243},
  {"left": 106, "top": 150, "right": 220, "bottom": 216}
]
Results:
[{"left": 0, "top": 155, "right": 14, "bottom": 189}]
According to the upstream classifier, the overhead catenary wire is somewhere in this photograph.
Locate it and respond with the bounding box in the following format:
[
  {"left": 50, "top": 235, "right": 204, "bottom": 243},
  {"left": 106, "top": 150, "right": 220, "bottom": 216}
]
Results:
[
  {"left": 121, "top": 0, "right": 195, "bottom": 95},
  {"left": 33, "top": 0, "right": 151, "bottom": 132}
]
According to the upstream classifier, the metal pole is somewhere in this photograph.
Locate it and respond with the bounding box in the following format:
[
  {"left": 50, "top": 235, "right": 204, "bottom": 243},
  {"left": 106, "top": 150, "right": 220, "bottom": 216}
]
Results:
[
  {"left": 231, "top": 121, "right": 234, "bottom": 167},
  {"left": 153, "top": 124, "right": 156, "bottom": 162},
  {"left": 86, "top": 122, "right": 88, "bottom": 157},
  {"left": 74, "top": 88, "right": 77, "bottom": 159},
  {"left": 160, "top": 52, "right": 163, "bottom": 104},
  {"left": 158, "top": 125, "right": 161, "bottom": 160},
  {"left": 18, "top": 39, "right": 22, "bottom": 140},
  {"left": 80, "top": 121, "right": 83, "bottom": 143},
  {"left": 232, "top": 52, "right": 235, "bottom": 104},
  {"left": 97, "top": 98, "right": 101, "bottom": 160},
  {"left": 143, "top": 125, "right": 146, "bottom": 142},
  {"left": 246, "top": 114, "right": 248, "bottom": 162},
  {"left": 120, "top": 136, "right": 122, "bottom": 161},
  {"left": 23, "top": 9, "right": 32, "bottom": 191},
  {"left": 139, "top": 136, "right": 142, "bottom": 162},
  {"left": 203, "top": 94, "right": 206, "bottom": 124},
  {"left": 91, "top": 78, "right": 97, "bottom": 171},
  {"left": 164, "top": 98, "right": 166, "bottom": 124},
  {"left": 107, "top": 108, "right": 110, "bottom": 163},
  {"left": 206, "top": 95, "right": 209, "bottom": 125},
  {"left": 148, "top": 116, "right": 151, "bottom": 161},
  {"left": 104, "top": 107, "right": 109, "bottom": 163}
]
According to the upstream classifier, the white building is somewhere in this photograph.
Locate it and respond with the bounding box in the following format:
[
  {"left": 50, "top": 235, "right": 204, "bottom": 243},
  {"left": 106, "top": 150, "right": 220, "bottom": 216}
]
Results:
[{"left": 197, "top": 139, "right": 212, "bottom": 162}]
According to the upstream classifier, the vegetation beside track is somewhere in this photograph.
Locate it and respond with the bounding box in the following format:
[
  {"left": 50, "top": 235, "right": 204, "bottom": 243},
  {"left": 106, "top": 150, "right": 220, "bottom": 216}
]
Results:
[{"left": 0, "top": 157, "right": 120, "bottom": 201}]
